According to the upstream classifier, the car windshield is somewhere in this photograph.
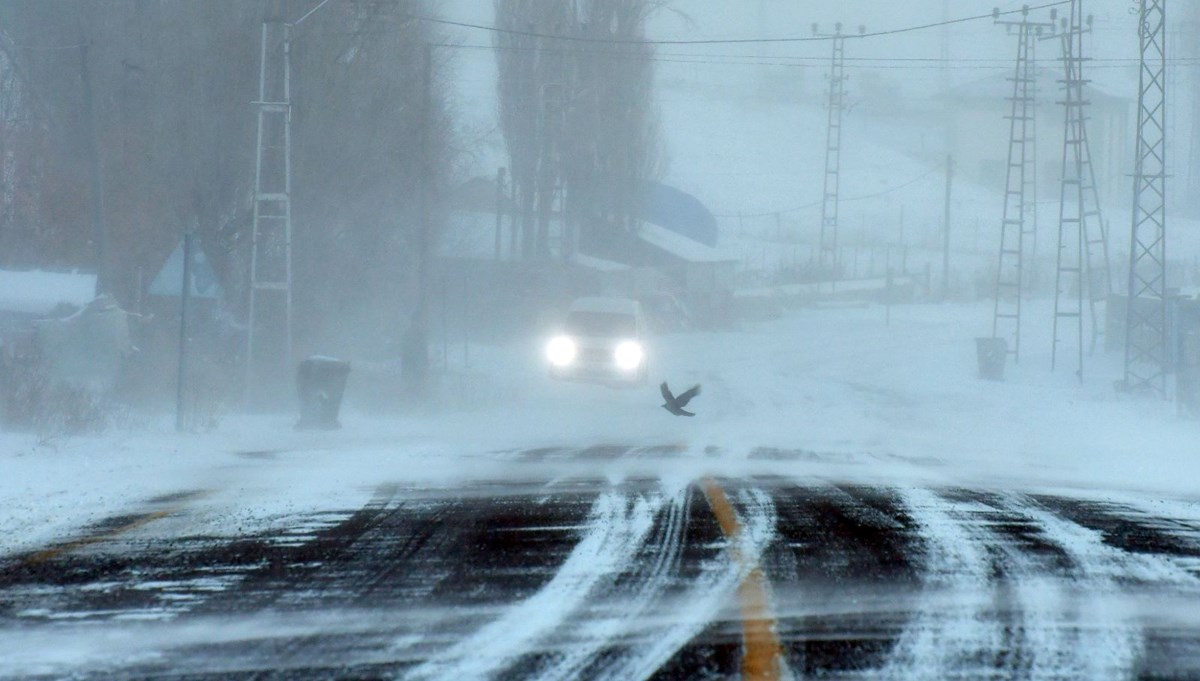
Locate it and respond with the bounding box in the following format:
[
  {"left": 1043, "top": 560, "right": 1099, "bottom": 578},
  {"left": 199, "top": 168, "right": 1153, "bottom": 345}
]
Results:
[{"left": 566, "top": 311, "right": 637, "bottom": 337}]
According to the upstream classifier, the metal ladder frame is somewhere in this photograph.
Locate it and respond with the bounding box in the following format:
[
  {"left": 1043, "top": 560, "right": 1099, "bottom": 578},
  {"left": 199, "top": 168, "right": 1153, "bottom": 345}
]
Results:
[
  {"left": 992, "top": 10, "right": 1050, "bottom": 362},
  {"left": 246, "top": 17, "right": 294, "bottom": 394},
  {"left": 819, "top": 29, "right": 846, "bottom": 275},
  {"left": 1049, "top": 0, "right": 1111, "bottom": 380}
]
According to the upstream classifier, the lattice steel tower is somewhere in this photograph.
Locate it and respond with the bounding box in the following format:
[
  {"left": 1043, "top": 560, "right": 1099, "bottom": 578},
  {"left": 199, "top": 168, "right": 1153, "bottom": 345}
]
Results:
[
  {"left": 247, "top": 4, "right": 294, "bottom": 395},
  {"left": 1049, "top": 0, "right": 1112, "bottom": 380},
  {"left": 1124, "top": 0, "right": 1168, "bottom": 396},
  {"left": 815, "top": 23, "right": 852, "bottom": 274},
  {"left": 991, "top": 7, "right": 1052, "bottom": 362}
]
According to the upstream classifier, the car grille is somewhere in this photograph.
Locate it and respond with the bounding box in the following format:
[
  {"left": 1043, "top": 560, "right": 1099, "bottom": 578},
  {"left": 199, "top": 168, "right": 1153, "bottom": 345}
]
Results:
[{"left": 579, "top": 347, "right": 611, "bottom": 363}]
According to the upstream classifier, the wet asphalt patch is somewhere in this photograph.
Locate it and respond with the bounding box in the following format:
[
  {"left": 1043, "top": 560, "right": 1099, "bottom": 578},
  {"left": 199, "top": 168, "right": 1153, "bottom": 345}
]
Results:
[
  {"left": 1030, "top": 495, "right": 1200, "bottom": 563},
  {"left": 761, "top": 481, "right": 921, "bottom": 676}
]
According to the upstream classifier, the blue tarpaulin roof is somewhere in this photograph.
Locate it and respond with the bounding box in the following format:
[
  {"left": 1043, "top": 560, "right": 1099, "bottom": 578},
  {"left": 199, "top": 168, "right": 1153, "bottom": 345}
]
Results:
[{"left": 637, "top": 181, "right": 718, "bottom": 247}]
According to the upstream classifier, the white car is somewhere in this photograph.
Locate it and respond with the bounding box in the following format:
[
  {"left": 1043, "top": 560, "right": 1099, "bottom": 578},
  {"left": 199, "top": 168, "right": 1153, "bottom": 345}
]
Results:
[{"left": 545, "top": 297, "right": 648, "bottom": 386}]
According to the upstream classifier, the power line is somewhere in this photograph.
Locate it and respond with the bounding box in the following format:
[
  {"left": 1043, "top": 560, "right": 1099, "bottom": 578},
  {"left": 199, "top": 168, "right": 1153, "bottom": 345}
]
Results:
[
  {"left": 409, "top": 2, "right": 1071, "bottom": 46},
  {"left": 426, "top": 41, "right": 1200, "bottom": 71},
  {"left": 10, "top": 42, "right": 85, "bottom": 51},
  {"left": 294, "top": 0, "right": 336, "bottom": 26}
]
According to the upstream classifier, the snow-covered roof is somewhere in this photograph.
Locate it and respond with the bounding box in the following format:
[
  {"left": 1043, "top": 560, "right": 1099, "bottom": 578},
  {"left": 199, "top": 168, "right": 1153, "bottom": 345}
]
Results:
[
  {"left": 0, "top": 269, "right": 96, "bottom": 316},
  {"left": 570, "top": 252, "right": 631, "bottom": 272},
  {"left": 637, "top": 222, "right": 737, "bottom": 263}
]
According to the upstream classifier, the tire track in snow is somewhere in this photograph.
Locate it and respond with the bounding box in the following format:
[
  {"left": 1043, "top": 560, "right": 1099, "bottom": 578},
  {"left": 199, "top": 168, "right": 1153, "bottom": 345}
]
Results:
[
  {"left": 889, "top": 488, "right": 1200, "bottom": 680},
  {"left": 958, "top": 491, "right": 1077, "bottom": 680},
  {"left": 889, "top": 488, "right": 1120, "bottom": 679},
  {"left": 883, "top": 487, "right": 1006, "bottom": 680},
  {"left": 999, "top": 494, "right": 1199, "bottom": 679},
  {"left": 523, "top": 485, "right": 689, "bottom": 681},
  {"left": 402, "top": 487, "right": 662, "bottom": 681},
  {"left": 595, "top": 484, "right": 780, "bottom": 681}
]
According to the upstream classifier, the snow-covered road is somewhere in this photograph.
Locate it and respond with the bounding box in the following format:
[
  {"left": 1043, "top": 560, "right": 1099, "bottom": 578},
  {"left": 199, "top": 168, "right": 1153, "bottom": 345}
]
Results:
[
  {"left": 4, "top": 468, "right": 1200, "bottom": 679},
  {"left": 6, "top": 301, "right": 1200, "bottom": 678}
]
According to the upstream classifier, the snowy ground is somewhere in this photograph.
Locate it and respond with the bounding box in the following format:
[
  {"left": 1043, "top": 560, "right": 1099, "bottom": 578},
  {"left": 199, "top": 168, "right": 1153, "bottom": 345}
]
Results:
[
  {"left": 5, "top": 299, "right": 1200, "bottom": 678},
  {"left": 3, "top": 298, "right": 1198, "bottom": 558}
]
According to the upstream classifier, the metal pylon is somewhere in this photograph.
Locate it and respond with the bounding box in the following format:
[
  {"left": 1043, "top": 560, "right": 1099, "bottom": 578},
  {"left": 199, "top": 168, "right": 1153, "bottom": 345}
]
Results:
[
  {"left": 818, "top": 24, "right": 847, "bottom": 274},
  {"left": 1024, "top": 36, "right": 1041, "bottom": 295},
  {"left": 1124, "top": 0, "right": 1168, "bottom": 396},
  {"left": 246, "top": 14, "right": 294, "bottom": 396},
  {"left": 1049, "top": 0, "right": 1111, "bottom": 381},
  {"left": 992, "top": 8, "right": 1051, "bottom": 362}
]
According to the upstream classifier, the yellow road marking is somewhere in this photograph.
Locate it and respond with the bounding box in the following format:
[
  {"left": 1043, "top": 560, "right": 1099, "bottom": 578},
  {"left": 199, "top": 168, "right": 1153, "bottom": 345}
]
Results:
[
  {"left": 23, "top": 508, "right": 176, "bottom": 566},
  {"left": 701, "top": 478, "right": 783, "bottom": 681}
]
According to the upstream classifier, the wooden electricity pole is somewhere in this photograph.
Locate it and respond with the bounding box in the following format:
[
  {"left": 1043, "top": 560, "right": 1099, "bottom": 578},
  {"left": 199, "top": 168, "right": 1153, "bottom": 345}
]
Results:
[
  {"left": 402, "top": 43, "right": 433, "bottom": 392},
  {"left": 942, "top": 155, "right": 953, "bottom": 299},
  {"left": 79, "top": 39, "right": 107, "bottom": 295}
]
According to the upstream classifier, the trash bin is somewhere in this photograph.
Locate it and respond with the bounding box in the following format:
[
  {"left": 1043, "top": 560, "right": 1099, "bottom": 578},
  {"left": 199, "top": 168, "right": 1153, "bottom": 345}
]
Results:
[
  {"left": 975, "top": 337, "right": 1007, "bottom": 381},
  {"left": 296, "top": 356, "right": 350, "bottom": 430}
]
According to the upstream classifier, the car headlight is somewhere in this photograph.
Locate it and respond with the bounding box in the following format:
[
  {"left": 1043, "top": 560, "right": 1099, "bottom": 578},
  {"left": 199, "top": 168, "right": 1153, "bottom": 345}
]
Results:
[
  {"left": 546, "top": 335, "right": 577, "bottom": 367},
  {"left": 613, "top": 340, "right": 644, "bottom": 371}
]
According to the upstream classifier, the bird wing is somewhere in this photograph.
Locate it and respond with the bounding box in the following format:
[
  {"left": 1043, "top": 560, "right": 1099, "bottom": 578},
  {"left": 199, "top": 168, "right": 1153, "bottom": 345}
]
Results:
[
  {"left": 659, "top": 382, "right": 675, "bottom": 404},
  {"left": 675, "top": 384, "right": 701, "bottom": 407}
]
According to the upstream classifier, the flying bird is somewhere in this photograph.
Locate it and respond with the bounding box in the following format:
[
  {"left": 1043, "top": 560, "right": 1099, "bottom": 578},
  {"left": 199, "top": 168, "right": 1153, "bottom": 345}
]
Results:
[{"left": 660, "top": 382, "right": 701, "bottom": 417}]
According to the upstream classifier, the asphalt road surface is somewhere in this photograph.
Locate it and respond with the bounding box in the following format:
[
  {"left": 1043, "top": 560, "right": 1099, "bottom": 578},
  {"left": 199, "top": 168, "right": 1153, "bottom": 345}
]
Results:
[{"left": 5, "top": 447, "right": 1200, "bottom": 679}]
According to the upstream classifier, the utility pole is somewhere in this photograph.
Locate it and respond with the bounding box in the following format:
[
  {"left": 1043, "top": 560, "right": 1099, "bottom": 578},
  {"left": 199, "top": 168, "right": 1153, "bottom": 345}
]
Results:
[
  {"left": 495, "top": 167, "right": 506, "bottom": 260},
  {"left": 246, "top": 3, "right": 294, "bottom": 401},
  {"left": 1025, "top": 34, "right": 1041, "bottom": 294},
  {"left": 940, "top": 0, "right": 954, "bottom": 156},
  {"left": 815, "top": 23, "right": 862, "bottom": 279},
  {"left": 1189, "top": 6, "right": 1200, "bottom": 215},
  {"left": 244, "top": 0, "right": 342, "bottom": 404},
  {"left": 176, "top": 230, "right": 194, "bottom": 432},
  {"left": 535, "top": 82, "right": 563, "bottom": 260},
  {"left": 509, "top": 173, "right": 518, "bottom": 258},
  {"left": 79, "top": 39, "right": 107, "bottom": 296},
  {"left": 992, "top": 5, "right": 1055, "bottom": 363},
  {"left": 402, "top": 43, "right": 433, "bottom": 392},
  {"left": 942, "top": 154, "right": 953, "bottom": 300},
  {"left": 1125, "top": 0, "right": 1169, "bottom": 396},
  {"left": 1048, "top": 0, "right": 1110, "bottom": 381}
]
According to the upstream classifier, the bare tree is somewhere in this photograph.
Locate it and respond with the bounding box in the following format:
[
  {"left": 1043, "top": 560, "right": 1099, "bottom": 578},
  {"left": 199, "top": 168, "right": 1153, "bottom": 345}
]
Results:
[
  {"left": 494, "top": 0, "right": 663, "bottom": 262},
  {"left": 0, "top": 30, "right": 47, "bottom": 257},
  {"left": 0, "top": 0, "right": 454, "bottom": 367}
]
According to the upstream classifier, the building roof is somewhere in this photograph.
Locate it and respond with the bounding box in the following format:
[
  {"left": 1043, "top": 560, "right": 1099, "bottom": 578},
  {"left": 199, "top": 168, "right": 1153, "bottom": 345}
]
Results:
[
  {"left": 637, "top": 181, "right": 719, "bottom": 247},
  {"left": 0, "top": 269, "right": 96, "bottom": 316},
  {"left": 570, "top": 252, "right": 631, "bottom": 272},
  {"left": 636, "top": 222, "right": 738, "bottom": 264}
]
